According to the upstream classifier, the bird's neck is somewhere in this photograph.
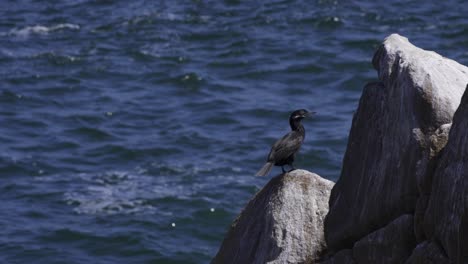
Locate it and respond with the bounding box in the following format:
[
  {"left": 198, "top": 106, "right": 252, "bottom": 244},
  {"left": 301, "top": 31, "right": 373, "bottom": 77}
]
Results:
[{"left": 290, "top": 120, "right": 305, "bottom": 133}]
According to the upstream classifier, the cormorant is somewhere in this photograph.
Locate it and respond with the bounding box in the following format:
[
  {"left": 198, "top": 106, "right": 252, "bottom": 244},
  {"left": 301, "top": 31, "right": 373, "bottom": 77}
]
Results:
[{"left": 255, "top": 109, "right": 314, "bottom": 177}]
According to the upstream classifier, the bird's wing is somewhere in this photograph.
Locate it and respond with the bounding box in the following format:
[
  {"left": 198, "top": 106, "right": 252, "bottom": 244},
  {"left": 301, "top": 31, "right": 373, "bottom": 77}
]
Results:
[{"left": 267, "top": 131, "right": 304, "bottom": 162}]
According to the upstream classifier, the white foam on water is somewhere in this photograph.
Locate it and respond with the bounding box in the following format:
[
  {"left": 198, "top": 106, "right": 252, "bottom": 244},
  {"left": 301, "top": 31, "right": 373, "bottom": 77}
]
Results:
[
  {"left": 55, "top": 161, "right": 242, "bottom": 216},
  {"left": 62, "top": 169, "right": 199, "bottom": 216},
  {"left": 8, "top": 23, "right": 80, "bottom": 38},
  {"left": 63, "top": 171, "right": 158, "bottom": 215}
]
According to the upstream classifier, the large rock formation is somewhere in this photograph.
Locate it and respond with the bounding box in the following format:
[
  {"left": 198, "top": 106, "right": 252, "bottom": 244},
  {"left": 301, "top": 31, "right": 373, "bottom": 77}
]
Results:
[
  {"left": 325, "top": 33, "right": 468, "bottom": 259},
  {"left": 213, "top": 34, "right": 468, "bottom": 263},
  {"left": 211, "top": 170, "right": 334, "bottom": 264}
]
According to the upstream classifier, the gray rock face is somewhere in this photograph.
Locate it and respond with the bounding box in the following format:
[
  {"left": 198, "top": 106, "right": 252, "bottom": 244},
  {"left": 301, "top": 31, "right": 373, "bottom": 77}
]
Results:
[
  {"left": 352, "top": 214, "right": 416, "bottom": 264},
  {"left": 423, "top": 84, "right": 468, "bottom": 263},
  {"left": 211, "top": 170, "right": 334, "bottom": 264},
  {"left": 325, "top": 34, "right": 468, "bottom": 251}
]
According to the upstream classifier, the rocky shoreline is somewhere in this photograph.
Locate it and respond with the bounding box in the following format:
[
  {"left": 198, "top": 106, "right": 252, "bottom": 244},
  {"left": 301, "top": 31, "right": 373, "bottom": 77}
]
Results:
[{"left": 212, "top": 34, "right": 468, "bottom": 263}]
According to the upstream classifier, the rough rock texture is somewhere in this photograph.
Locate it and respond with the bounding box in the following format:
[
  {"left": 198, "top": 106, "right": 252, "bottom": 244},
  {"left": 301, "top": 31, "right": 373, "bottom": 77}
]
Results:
[
  {"left": 405, "top": 241, "right": 449, "bottom": 264},
  {"left": 212, "top": 170, "right": 334, "bottom": 264},
  {"left": 325, "top": 33, "right": 468, "bottom": 252},
  {"left": 352, "top": 214, "right": 416, "bottom": 264},
  {"left": 423, "top": 84, "right": 468, "bottom": 263}
]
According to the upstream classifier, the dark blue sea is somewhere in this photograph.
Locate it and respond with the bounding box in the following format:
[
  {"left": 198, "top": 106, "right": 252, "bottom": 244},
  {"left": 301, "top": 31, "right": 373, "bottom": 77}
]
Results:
[{"left": 1, "top": 1, "right": 467, "bottom": 263}]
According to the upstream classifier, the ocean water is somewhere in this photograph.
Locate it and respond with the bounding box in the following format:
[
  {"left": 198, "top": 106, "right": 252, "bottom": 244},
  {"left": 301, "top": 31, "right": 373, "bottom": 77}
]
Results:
[{"left": 1, "top": 1, "right": 467, "bottom": 263}]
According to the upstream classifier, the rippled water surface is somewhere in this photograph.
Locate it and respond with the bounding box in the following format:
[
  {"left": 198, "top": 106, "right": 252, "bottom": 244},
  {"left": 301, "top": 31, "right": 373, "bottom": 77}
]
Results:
[{"left": 1, "top": 0, "right": 468, "bottom": 263}]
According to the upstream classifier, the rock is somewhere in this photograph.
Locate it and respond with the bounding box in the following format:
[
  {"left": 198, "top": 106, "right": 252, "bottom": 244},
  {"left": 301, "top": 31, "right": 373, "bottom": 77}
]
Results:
[
  {"left": 211, "top": 170, "right": 334, "bottom": 264},
  {"left": 413, "top": 194, "right": 429, "bottom": 242},
  {"left": 414, "top": 123, "right": 452, "bottom": 195},
  {"left": 413, "top": 124, "right": 451, "bottom": 242},
  {"left": 405, "top": 241, "right": 449, "bottom": 264},
  {"left": 352, "top": 214, "right": 416, "bottom": 264},
  {"left": 423, "top": 84, "right": 468, "bottom": 262},
  {"left": 319, "top": 249, "right": 355, "bottom": 264},
  {"left": 325, "top": 34, "right": 468, "bottom": 251}
]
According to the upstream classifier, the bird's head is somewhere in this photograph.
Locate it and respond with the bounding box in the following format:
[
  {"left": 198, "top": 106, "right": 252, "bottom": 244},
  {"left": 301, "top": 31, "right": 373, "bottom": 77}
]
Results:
[{"left": 290, "top": 109, "right": 315, "bottom": 121}]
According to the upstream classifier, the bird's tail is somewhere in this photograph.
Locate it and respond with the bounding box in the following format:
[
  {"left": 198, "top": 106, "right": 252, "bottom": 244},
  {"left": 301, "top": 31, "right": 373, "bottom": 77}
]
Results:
[{"left": 255, "top": 162, "right": 274, "bottom": 177}]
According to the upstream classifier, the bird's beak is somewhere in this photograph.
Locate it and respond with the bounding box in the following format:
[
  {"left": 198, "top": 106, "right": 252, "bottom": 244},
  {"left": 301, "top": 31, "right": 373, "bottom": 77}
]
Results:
[{"left": 304, "top": 111, "right": 316, "bottom": 117}]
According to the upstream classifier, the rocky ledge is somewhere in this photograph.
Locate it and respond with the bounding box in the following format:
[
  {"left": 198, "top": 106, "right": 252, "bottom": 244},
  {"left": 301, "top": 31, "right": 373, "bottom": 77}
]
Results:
[{"left": 212, "top": 34, "right": 468, "bottom": 263}]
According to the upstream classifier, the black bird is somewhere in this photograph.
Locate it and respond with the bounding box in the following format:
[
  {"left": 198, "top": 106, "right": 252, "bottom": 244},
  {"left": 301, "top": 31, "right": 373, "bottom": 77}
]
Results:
[{"left": 255, "top": 109, "right": 314, "bottom": 177}]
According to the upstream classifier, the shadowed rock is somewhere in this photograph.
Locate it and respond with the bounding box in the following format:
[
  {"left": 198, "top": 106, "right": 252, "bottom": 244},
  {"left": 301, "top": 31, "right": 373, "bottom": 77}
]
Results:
[
  {"left": 423, "top": 84, "right": 468, "bottom": 263},
  {"left": 405, "top": 241, "right": 449, "bottom": 264},
  {"left": 352, "top": 214, "right": 416, "bottom": 264},
  {"left": 211, "top": 170, "right": 334, "bottom": 264},
  {"left": 413, "top": 123, "right": 451, "bottom": 242},
  {"left": 325, "top": 34, "right": 468, "bottom": 252},
  {"left": 319, "top": 249, "right": 355, "bottom": 264}
]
